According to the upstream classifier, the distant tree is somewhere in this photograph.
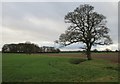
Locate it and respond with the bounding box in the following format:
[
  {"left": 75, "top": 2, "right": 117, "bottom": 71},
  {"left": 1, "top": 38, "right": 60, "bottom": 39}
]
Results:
[
  {"left": 115, "top": 50, "right": 118, "bottom": 52},
  {"left": 93, "top": 49, "right": 98, "bottom": 52},
  {"left": 58, "top": 4, "right": 112, "bottom": 60},
  {"left": 2, "top": 42, "right": 41, "bottom": 54},
  {"left": 24, "top": 42, "right": 40, "bottom": 54},
  {"left": 56, "top": 48, "right": 60, "bottom": 53},
  {"left": 2, "top": 44, "right": 9, "bottom": 53},
  {"left": 105, "top": 48, "right": 112, "bottom": 52}
]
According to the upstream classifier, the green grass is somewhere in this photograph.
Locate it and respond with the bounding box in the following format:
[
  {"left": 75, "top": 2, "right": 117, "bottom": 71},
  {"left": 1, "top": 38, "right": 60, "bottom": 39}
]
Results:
[{"left": 2, "top": 53, "right": 118, "bottom": 82}]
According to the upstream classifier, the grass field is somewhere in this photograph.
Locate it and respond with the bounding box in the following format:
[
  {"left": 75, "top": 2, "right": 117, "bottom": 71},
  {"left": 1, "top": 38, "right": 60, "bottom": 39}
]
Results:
[{"left": 2, "top": 53, "right": 118, "bottom": 82}]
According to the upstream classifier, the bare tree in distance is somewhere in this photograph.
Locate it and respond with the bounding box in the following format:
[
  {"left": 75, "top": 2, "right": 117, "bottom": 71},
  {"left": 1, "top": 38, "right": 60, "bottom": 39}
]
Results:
[{"left": 58, "top": 4, "right": 112, "bottom": 60}]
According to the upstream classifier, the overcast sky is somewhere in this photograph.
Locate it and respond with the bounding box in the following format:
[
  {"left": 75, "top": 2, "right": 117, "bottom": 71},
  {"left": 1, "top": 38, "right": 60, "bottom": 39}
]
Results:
[{"left": 1, "top": 2, "right": 118, "bottom": 51}]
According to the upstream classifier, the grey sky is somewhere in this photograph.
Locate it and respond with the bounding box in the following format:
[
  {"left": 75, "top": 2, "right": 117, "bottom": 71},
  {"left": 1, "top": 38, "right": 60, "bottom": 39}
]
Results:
[{"left": 1, "top": 2, "right": 118, "bottom": 51}]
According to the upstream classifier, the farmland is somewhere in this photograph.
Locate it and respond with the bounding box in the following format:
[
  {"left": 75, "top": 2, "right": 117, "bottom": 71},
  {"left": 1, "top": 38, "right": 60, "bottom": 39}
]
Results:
[{"left": 2, "top": 53, "right": 118, "bottom": 82}]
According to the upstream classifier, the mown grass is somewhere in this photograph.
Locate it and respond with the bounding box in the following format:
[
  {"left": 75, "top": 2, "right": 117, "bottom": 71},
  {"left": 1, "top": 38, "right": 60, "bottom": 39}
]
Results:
[{"left": 2, "top": 53, "right": 118, "bottom": 82}]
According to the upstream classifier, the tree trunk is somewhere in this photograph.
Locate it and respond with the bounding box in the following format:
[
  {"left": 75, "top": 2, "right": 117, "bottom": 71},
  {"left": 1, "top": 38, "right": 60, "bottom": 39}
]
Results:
[
  {"left": 86, "top": 45, "right": 92, "bottom": 60},
  {"left": 86, "top": 50, "right": 92, "bottom": 60}
]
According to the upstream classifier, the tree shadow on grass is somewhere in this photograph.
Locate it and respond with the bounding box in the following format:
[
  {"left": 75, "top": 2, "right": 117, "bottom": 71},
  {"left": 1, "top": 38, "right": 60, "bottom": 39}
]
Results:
[
  {"left": 105, "top": 66, "right": 119, "bottom": 71},
  {"left": 69, "top": 58, "right": 87, "bottom": 64}
]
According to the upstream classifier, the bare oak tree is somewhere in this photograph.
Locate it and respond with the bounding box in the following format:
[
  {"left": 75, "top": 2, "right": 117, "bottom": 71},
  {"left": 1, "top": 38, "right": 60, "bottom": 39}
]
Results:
[{"left": 58, "top": 4, "right": 112, "bottom": 60}]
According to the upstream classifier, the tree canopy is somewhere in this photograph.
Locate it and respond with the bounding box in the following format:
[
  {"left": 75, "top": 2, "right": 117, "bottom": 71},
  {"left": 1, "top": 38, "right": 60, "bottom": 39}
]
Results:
[{"left": 58, "top": 4, "right": 112, "bottom": 60}]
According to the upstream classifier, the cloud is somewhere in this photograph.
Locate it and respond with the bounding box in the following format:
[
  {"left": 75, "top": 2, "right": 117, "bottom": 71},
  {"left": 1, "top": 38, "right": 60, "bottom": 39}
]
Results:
[
  {"left": 93, "top": 43, "right": 118, "bottom": 51},
  {"left": 25, "top": 15, "right": 66, "bottom": 34},
  {"left": 1, "top": 2, "right": 118, "bottom": 51},
  {"left": 2, "top": 15, "right": 67, "bottom": 42}
]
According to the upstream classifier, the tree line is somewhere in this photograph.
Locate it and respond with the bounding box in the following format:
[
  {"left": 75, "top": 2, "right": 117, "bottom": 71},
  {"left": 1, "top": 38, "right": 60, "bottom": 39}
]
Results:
[{"left": 2, "top": 42, "right": 60, "bottom": 54}]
